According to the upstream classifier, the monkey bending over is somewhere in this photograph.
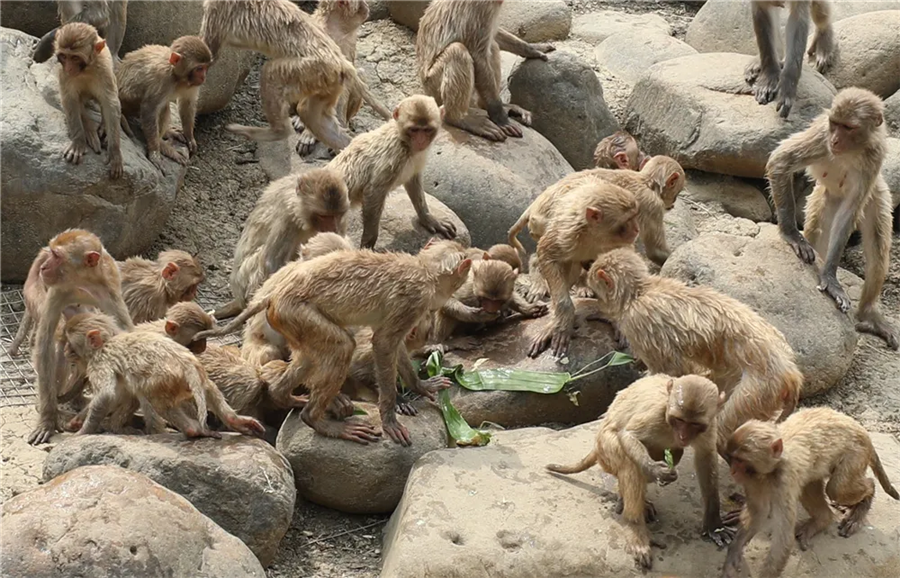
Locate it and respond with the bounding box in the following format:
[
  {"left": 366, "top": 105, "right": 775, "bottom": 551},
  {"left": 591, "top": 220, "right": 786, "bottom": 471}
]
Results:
[
  {"left": 300, "top": 232, "right": 353, "bottom": 260},
  {"left": 767, "top": 87, "right": 897, "bottom": 349},
  {"left": 593, "top": 131, "right": 649, "bottom": 170},
  {"left": 548, "top": 374, "right": 732, "bottom": 569},
  {"left": 197, "top": 344, "right": 289, "bottom": 421},
  {"left": 120, "top": 250, "right": 204, "bottom": 323},
  {"left": 33, "top": 0, "right": 128, "bottom": 66},
  {"left": 722, "top": 408, "right": 899, "bottom": 578}
]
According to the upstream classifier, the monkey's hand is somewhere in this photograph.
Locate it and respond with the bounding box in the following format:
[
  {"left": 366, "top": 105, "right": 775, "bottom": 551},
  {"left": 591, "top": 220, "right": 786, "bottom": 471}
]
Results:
[
  {"left": 381, "top": 414, "right": 412, "bottom": 446},
  {"left": 63, "top": 139, "right": 88, "bottom": 165},
  {"left": 459, "top": 305, "right": 500, "bottom": 324},
  {"left": 27, "top": 418, "right": 61, "bottom": 445},
  {"left": 817, "top": 273, "right": 850, "bottom": 313},
  {"left": 226, "top": 415, "right": 266, "bottom": 438},
  {"left": 410, "top": 376, "right": 452, "bottom": 401},
  {"left": 775, "top": 86, "right": 796, "bottom": 119},
  {"left": 107, "top": 150, "right": 124, "bottom": 180},
  {"left": 419, "top": 215, "right": 457, "bottom": 240},
  {"left": 518, "top": 301, "right": 548, "bottom": 318},
  {"left": 527, "top": 43, "right": 555, "bottom": 60},
  {"left": 160, "top": 141, "right": 189, "bottom": 165},
  {"left": 85, "top": 124, "right": 102, "bottom": 154},
  {"left": 506, "top": 104, "right": 533, "bottom": 127},
  {"left": 651, "top": 462, "right": 678, "bottom": 486},
  {"left": 148, "top": 150, "right": 168, "bottom": 175},
  {"left": 703, "top": 525, "right": 736, "bottom": 548},
  {"left": 782, "top": 231, "right": 816, "bottom": 264}
]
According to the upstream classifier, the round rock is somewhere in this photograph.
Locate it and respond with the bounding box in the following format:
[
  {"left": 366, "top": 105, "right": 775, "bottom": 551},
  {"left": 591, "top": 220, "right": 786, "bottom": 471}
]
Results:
[
  {"left": 41, "top": 434, "right": 295, "bottom": 567},
  {"left": 885, "top": 90, "right": 900, "bottom": 137},
  {"left": 2, "top": 465, "right": 266, "bottom": 578},
  {"left": 682, "top": 171, "right": 773, "bottom": 222},
  {"left": 571, "top": 10, "right": 670, "bottom": 45},
  {"left": 498, "top": 0, "right": 571, "bottom": 43},
  {"left": 823, "top": 11, "right": 900, "bottom": 98},
  {"left": 660, "top": 224, "right": 858, "bottom": 397},
  {"left": 595, "top": 30, "right": 697, "bottom": 85},
  {"left": 0, "top": 28, "right": 183, "bottom": 282},
  {"left": 884, "top": 137, "right": 900, "bottom": 210},
  {"left": 385, "top": 0, "right": 428, "bottom": 31},
  {"left": 0, "top": 1, "right": 56, "bottom": 37},
  {"left": 276, "top": 402, "right": 448, "bottom": 514},
  {"left": 624, "top": 52, "right": 836, "bottom": 179}
]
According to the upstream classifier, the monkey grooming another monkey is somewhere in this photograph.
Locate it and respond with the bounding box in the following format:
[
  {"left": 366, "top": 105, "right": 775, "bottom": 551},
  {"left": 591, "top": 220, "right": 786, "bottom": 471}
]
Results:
[
  {"left": 593, "top": 131, "right": 649, "bottom": 170},
  {"left": 119, "top": 250, "right": 204, "bottom": 324},
  {"left": 34, "top": 0, "right": 128, "bottom": 66},
  {"left": 767, "top": 88, "right": 897, "bottom": 350},
  {"left": 722, "top": 408, "right": 899, "bottom": 578},
  {"left": 117, "top": 36, "right": 211, "bottom": 174},
  {"left": 746, "top": 0, "right": 835, "bottom": 118},
  {"left": 54, "top": 22, "right": 124, "bottom": 179},
  {"left": 547, "top": 374, "right": 732, "bottom": 569},
  {"left": 416, "top": 0, "right": 554, "bottom": 141},
  {"left": 214, "top": 168, "right": 350, "bottom": 320},
  {"left": 587, "top": 248, "right": 803, "bottom": 454}
]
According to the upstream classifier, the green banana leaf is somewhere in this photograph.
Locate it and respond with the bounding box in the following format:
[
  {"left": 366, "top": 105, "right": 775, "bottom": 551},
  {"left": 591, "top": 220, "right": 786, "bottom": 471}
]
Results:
[{"left": 424, "top": 351, "right": 491, "bottom": 447}]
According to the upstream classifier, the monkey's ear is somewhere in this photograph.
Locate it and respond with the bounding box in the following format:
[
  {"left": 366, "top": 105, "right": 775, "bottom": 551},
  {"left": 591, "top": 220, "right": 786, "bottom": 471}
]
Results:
[
  {"left": 84, "top": 251, "right": 101, "bottom": 267},
  {"left": 613, "top": 152, "right": 629, "bottom": 169},
  {"left": 482, "top": 252, "right": 491, "bottom": 260},
  {"left": 439, "top": 105, "right": 446, "bottom": 121},
  {"left": 718, "top": 391, "right": 727, "bottom": 408},
  {"left": 874, "top": 112, "right": 884, "bottom": 127},
  {"left": 639, "top": 155, "right": 650, "bottom": 170},
  {"left": 666, "top": 172, "right": 680, "bottom": 189},
  {"left": 585, "top": 207, "right": 603, "bottom": 224},
  {"left": 595, "top": 269, "right": 613, "bottom": 290},
  {"left": 162, "top": 262, "right": 180, "bottom": 281},
  {"left": 169, "top": 51, "right": 183, "bottom": 66},
  {"left": 86, "top": 329, "right": 103, "bottom": 349},
  {"left": 457, "top": 258, "right": 473, "bottom": 276},
  {"left": 164, "top": 320, "right": 179, "bottom": 336},
  {"left": 392, "top": 105, "right": 400, "bottom": 120},
  {"left": 94, "top": 40, "right": 106, "bottom": 54},
  {"left": 771, "top": 438, "right": 784, "bottom": 458},
  {"left": 665, "top": 378, "right": 674, "bottom": 393}
]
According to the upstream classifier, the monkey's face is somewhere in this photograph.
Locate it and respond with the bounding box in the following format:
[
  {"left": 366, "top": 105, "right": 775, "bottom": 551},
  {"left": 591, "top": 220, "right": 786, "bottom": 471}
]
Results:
[
  {"left": 188, "top": 64, "right": 209, "bottom": 87},
  {"left": 57, "top": 50, "right": 88, "bottom": 76},
  {"left": 666, "top": 414, "right": 707, "bottom": 448},
  {"left": 314, "top": 214, "right": 340, "bottom": 233},
  {"left": 725, "top": 453, "right": 756, "bottom": 484},
  {"left": 40, "top": 248, "right": 69, "bottom": 285},
  {"left": 407, "top": 125, "right": 438, "bottom": 153},
  {"left": 613, "top": 213, "right": 640, "bottom": 245},
  {"left": 828, "top": 117, "right": 863, "bottom": 155}
]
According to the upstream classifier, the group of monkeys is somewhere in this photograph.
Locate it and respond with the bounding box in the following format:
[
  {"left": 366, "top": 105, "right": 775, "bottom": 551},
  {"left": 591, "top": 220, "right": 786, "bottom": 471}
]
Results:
[{"left": 11, "top": 0, "right": 900, "bottom": 576}]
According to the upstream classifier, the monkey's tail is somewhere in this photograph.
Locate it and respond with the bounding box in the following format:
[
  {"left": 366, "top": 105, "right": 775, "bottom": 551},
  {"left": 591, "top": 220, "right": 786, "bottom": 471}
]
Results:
[
  {"left": 7, "top": 310, "right": 33, "bottom": 356},
  {"left": 194, "top": 298, "right": 269, "bottom": 341},
  {"left": 507, "top": 210, "right": 531, "bottom": 273},
  {"left": 213, "top": 300, "right": 244, "bottom": 321},
  {"left": 32, "top": 28, "right": 59, "bottom": 63},
  {"left": 187, "top": 371, "right": 210, "bottom": 431},
  {"left": 775, "top": 368, "right": 803, "bottom": 422},
  {"left": 343, "top": 64, "right": 392, "bottom": 120},
  {"left": 545, "top": 448, "right": 598, "bottom": 475},
  {"left": 870, "top": 447, "right": 900, "bottom": 500}
]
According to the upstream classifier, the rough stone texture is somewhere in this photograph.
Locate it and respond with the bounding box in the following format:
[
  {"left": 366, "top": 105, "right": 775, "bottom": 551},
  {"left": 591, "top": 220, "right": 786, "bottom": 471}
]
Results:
[
  {"left": 443, "top": 299, "right": 642, "bottom": 428},
  {"left": 276, "top": 402, "right": 448, "bottom": 514},
  {"left": 884, "top": 137, "right": 900, "bottom": 209},
  {"left": 509, "top": 51, "right": 618, "bottom": 170},
  {"left": 381, "top": 425, "right": 900, "bottom": 578},
  {"left": 662, "top": 197, "right": 700, "bottom": 255},
  {"left": 1, "top": 27, "right": 184, "bottom": 283},
  {"left": 385, "top": 0, "right": 427, "bottom": 30},
  {"left": 595, "top": 30, "right": 697, "bottom": 85},
  {"left": 424, "top": 124, "right": 573, "bottom": 249},
  {"left": 1, "top": 465, "right": 266, "bottom": 578},
  {"left": 624, "top": 52, "right": 836, "bottom": 179},
  {"left": 685, "top": 0, "right": 900, "bottom": 55},
  {"left": 886, "top": 90, "right": 900, "bottom": 138},
  {"left": 571, "top": 10, "right": 670, "bottom": 45},
  {"left": 823, "top": 11, "right": 900, "bottom": 98},
  {"left": 367, "top": 0, "right": 391, "bottom": 21},
  {"left": 41, "top": 434, "right": 295, "bottom": 566},
  {"left": 660, "top": 224, "right": 859, "bottom": 397},
  {"left": 497, "top": 0, "right": 572, "bottom": 43},
  {"left": 0, "top": 1, "right": 56, "bottom": 37},
  {"left": 682, "top": 170, "right": 773, "bottom": 222}
]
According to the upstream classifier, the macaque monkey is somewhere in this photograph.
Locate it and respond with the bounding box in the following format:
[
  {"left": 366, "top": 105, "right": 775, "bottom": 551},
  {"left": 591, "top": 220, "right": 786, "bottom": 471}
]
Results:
[
  {"left": 34, "top": 0, "right": 128, "bottom": 65},
  {"left": 27, "top": 229, "right": 134, "bottom": 445},
  {"left": 300, "top": 232, "right": 353, "bottom": 260},
  {"left": 722, "top": 408, "right": 899, "bottom": 578},
  {"left": 767, "top": 88, "right": 897, "bottom": 349},
  {"left": 746, "top": 0, "right": 835, "bottom": 118},
  {"left": 117, "top": 36, "right": 212, "bottom": 174},
  {"left": 587, "top": 248, "right": 804, "bottom": 454},
  {"left": 485, "top": 243, "right": 522, "bottom": 272},
  {"left": 54, "top": 22, "right": 124, "bottom": 179},
  {"left": 119, "top": 250, "right": 204, "bottom": 324},
  {"left": 214, "top": 168, "right": 350, "bottom": 319},
  {"left": 416, "top": 0, "right": 554, "bottom": 141},
  {"left": 7, "top": 250, "right": 53, "bottom": 357},
  {"left": 508, "top": 178, "right": 641, "bottom": 358},
  {"left": 548, "top": 374, "right": 732, "bottom": 569},
  {"left": 193, "top": 244, "right": 473, "bottom": 446},
  {"left": 199, "top": 0, "right": 390, "bottom": 154},
  {"left": 327, "top": 94, "right": 457, "bottom": 249},
  {"left": 593, "top": 131, "right": 649, "bottom": 170},
  {"left": 64, "top": 312, "right": 264, "bottom": 439},
  {"left": 197, "top": 344, "right": 289, "bottom": 419}
]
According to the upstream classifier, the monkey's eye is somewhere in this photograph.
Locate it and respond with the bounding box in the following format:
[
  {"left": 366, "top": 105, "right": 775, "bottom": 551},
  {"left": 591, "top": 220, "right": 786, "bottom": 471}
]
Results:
[
  {"left": 57, "top": 54, "right": 66, "bottom": 63},
  {"left": 745, "top": 465, "right": 757, "bottom": 476}
]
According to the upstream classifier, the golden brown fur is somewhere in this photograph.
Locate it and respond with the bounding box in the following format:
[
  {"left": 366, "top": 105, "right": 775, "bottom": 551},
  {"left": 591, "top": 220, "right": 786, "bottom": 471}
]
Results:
[
  {"left": 593, "top": 130, "right": 648, "bottom": 170},
  {"left": 119, "top": 250, "right": 204, "bottom": 324},
  {"left": 33, "top": 0, "right": 128, "bottom": 65},
  {"left": 300, "top": 232, "right": 353, "bottom": 260},
  {"left": 197, "top": 344, "right": 288, "bottom": 419}
]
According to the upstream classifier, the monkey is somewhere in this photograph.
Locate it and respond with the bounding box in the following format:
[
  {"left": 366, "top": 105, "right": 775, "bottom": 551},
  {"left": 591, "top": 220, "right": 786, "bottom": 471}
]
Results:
[
  {"left": 33, "top": 0, "right": 127, "bottom": 66},
  {"left": 326, "top": 94, "right": 457, "bottom": 249},
  {"left": 196, "top": 344, "right": 290, "bottom": 420},
  {"left": 117, "top": 36, "right": 211, "bottom": 174},
  {"left": 547, "top": 374, "right": 732, "bottom": 569},
  {"left": 485, "top": 243, "right": 522, "bottom": 272},
  {"left": 7, "top": 250, "right": 53, "bottom": 357},
  {"left": 135, "top": 301, "right": 215, "bottom": 354},
  {"left": 199, "top": 0, "right": 391, "bottom": 154},
  {"left": 300, "top": 231, "right": 353, "bottom": 260},
  {"left": 746, "top": 0, "right": 835, "bottom": 118},
  {"left": 593, "top": 130, "right": 649, "bottom": 171},
  {"left": 118, "top": 250, "right": 205, "bottom": 324},
  {"left": 192, "top": 244, "right": 473, "bottom": 446},
  {"left": 766, "top": 88, "right": 897, "bottom": 350},
  {"left": 586, "top": 248, "right": 804, "bottom": 454},
  {"left": 507, "top": 177, "right": 641, "bottom": 359},
  {"left": 415, "top": 0, "right": 555, "bottom": 141},
  {"left": 721, "top": 408, "right": 899, "bottom": 578},
  {"left": 26, "top": 229, "right": 134, "bottom": 445},
  {"left": 54, "top": 22, "right": 124, "bottom": 179},
  {"left": 214, "top": 168, "right": 350, "bottom": 320}
]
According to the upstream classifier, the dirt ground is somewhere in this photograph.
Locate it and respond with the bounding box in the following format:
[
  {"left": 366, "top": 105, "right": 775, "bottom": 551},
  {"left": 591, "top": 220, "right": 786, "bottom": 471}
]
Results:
[{"left": 2, "top": 2, "right": 898, "bottom": 577}]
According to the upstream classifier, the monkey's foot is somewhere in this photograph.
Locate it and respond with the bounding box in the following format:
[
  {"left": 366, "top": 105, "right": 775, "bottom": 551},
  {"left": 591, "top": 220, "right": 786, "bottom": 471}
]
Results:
[
  {"left": 838, "top": 495, "right": 872, "bottom": 538},
  {"left": 519, "top": 301, "right": 548, "bottom": 318},
  {"left": 752, "top": 69, "right": 780, "bottom": 105},
  {"left": 795, "top": 518, "right": 827, "bottom": 550},
  {"left": 381, "top": 417, "right": 412, "bottom": 446},
  {"left": 295, "top": 129, "right": 318, "bottom": 156},
  {"left": 807, "top": 28, "right": 837, "bottom": 73},
  {"left": 160, "top": 142, "right": 188, "bottom": 166},
  {"left": 308, "top": 414, "right": 382, "bottom": 445},
  {"left": 626, "top": 540, "right": 653, "bottom": 570},
  {"left": 783, "top": 232, "right": 817, "bottom": 264},
  {"left": 775, "top": 84, "right": 797, "bottom": 119},
  {"left": 63, "top": 140, "right": 87, "bottom": 165},
  {"left": 395, "top": 397, "right": 418, "bottom": 416},
  {"left": 817, "top": 274, "right": 850, "bottom": 313},
  {"left": 27, "top": 418, "right": 63, "bottom": 445},
  {"left": 64, "top": 416, "right": 84, "bottom": 432},
  {"left": 286, "top": 394, "right": 309, "bottom": 408},
  {"left": 703, "top": 524, "right": 736, "bottom": 548},
  {"left": 446, "top": 114, "right": 507, "bottom": 142},
  {"left": 327, "top": 393, "right": 355, "bottom": 419},
  {"left": 571, "top": 285, "right": 595, "bottom": 299},
  {"left": 418, "top": 214, "right": 457, "bottom": 240},
  {"left": 148, "top": 150, "right": 168, "bottom": 175},
  {"left": 107, "top": 152, "right": 124, "bottom": 180},
  {"left": 185, "top": 427, "right": 222, "bottom": 439},
  {"left": 744, "top": 58, "right": 762, "bottom": 85},
  {"left": 85, "top": 126, "right": 102, "bottom": 155},
  {"left": 523, "top": 282, "right": 549, "bottom": 304},
  {"left": 616, "top": 497, "right": 658, "bottom": 523},
  {"left": 855, "top": 318, "right": 900, "bottom": 351},
  {"left": 505, "top": 104, "right": 533, "bottom": 127},
  {"left": 413, "top": 376, "right": 452, "bottom": 400},
  {"left": 291, "top": 115, "right": 305, "bottom": 132},
  {"left": 722, "top": 507, "right": 744, "bottom": 527},
  {"left": 227, "top": 415, "right": 266, "bottom": 437}
]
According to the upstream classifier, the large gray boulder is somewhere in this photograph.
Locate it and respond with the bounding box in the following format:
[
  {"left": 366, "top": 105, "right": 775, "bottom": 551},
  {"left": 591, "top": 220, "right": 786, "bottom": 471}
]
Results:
[
  {"left": 385, "top": 0, "right": 571, "bottom": 40},
  {"left": 885, "top": 138, "right": 900, "bottom": 209},
  {"left": 276, "top": 402, "right": 448, "bottom": 514},
  {"left": 509, "top": 51, "right": 617, "bottom": 171},
  {"left": 0, "top": 1, "right": 56, "bottom": 37},
  {"left": 886, "top": 90, "right": 900, "bottom": 137},
  {"left": 42, "top": 434, "right": 295, "bottom": 567},
  {"left": 381, "top": 425, "right": 900, "bottom": 578},
  {"left": 1, "top": 465, "right": 266, "bottom": 578},
  {"left": 824, "top": 11, "right": 900, "bottom": 98},
  {"left": 385, "top": 0, "right": 427, "bottom": 30},
  {"left": 682, "top": 171, "right": 773, "bottom": 222},
  {"left": 1, "top": 27, "right": 183, "bottom": 283},
  {"left": 660, "top": 224, "right": 859, "bottom": 397},
  {"left": 595, "top": 30, "right": 697, "bottom": 85},
  {"left": 624, "top": 52, "right": 836, "bottom": 179},
  {"left": 571, "top": 10, "right": 670, "bottom": 45}
]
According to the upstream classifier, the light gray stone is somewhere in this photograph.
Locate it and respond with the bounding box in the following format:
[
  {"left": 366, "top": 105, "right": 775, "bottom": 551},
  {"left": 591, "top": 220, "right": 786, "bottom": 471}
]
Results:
[
  {"left": 385, "top": 0, "right": 427, "bottom": 31},
  {"left": 885, "top": 90, "right": 900, "bottom": 137},
  {"left": 571, "top": 10, "right": 670, "bottom": 45},
  {"left": 595, "top": 30, "right": 697, "bottom": 85},
  {"left": 823, "top": 11, "right": 900, "bottom": 98},
  {"left": 497, "top": 0, "right": 571, "bottom": 43},
  {"left": 0, "top": 1, "right": 56, "bottom": 38},
  {"left": 884, "top": 137, "right": 900, "bottom": 209},
  {"left": 682, "top": 170, "right": 773, "bottom": 222}
]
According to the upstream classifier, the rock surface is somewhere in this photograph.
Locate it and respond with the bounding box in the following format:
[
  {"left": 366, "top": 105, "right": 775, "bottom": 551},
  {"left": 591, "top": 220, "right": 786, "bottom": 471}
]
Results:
[
  {"left": 497, "top": 0, "right": 571, "bottom": 43},
  {"left": 509, "top": 51, "right": 617, "bottom": 170},
  {"left": 443, "top": 299, "right": 642, "bottom": 428},
  {"left": 886, "top": 90, "right": 900, "bottom": 137},
  {"left": 624, "top": 52, "right": 836, "bottom": 179},
  {"left": 0, "top": 27, "right": 184, "bottom": 282},
  {"left": 682, "top": 171, "right": 773, "bottom": 222},
  {"left": 0, "top": 1, "right": 56, "bottom": 38},
  {"left": 824, "top": 11, "right": 900, "bottom": 98},
  {"left": 1, "top": 465, "right": 266, "bottom": 578},
  {"left": 660, "top": 225, "right": 859, "bottom": 397},
  {"left": 41, "top": 434, "right": 295, "bottom": 566},
  {"left": 595, "top": 30, "right": 697, "bottom": 85},
  {"left": 385, "top": 0, "right": 427, "bottom": 30},
  {"left": 571, "top": 10, "right": 670, "bottom": 45},
  {"left": 884, "top": 137, "right": 900, "bottom": 209},
  {"left": 382, "top": 425, "right": 900, "bottom": 578},
  {"left": 276, "top": 402, "right": 448, "bottom": 514}
]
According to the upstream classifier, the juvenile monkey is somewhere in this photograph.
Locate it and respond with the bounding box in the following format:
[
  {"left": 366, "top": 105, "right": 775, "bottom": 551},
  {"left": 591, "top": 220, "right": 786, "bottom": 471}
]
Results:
[
  {"left": 300, "top": 231, "right": 353, "bottom": 260},
  {"left": 54, "top": 22, "right": 124, "bottom": 179},
  {"left": 33, "top": 0, "right": 128, "bottom": 65},
  {"left": 117, "top": 35, "right": 211, "bottom": 174},
  {"left": 746, "top": 0, "right": 835, "bottom": 118},
  {"left": 722, "top": 408, "right": 899, "bottom": 578},
  {"left": 547, "top": 374, "right": 731, "bottom": 569},
  {"left": 507, "top": 177, "right": 640, "bottom": 358},
  {"left": 119, "top": 250, "right": 204, "bottom": 324},
  {"left": 416, "top": 0, "right": 554, "bottom": 141},
  {"left": 214, "top": 168, "right": 350, "bottom": 319},
  {"left": 327, "top": 94, "right": 456, "bottom": 248},
  {"left": 766, "top": 88, "right": 897, "bottom": 349},
  {"left": 593, "top": 131, "right": 649, "bottom": 170},
  {"left": 197, "top": 344, "right": 289, "bottom": 419},
  {"left": 485, "top": 243, "right": 522, "bottom": 272},
  {"left": 587, "top": 248, "right": 804, "bottom": 454}
]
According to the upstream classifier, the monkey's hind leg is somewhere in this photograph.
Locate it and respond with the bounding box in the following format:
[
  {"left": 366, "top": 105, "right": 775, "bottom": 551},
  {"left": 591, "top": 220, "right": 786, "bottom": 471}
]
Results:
[
  {"left": 795, "top": 480, "right": 833, "bottom": 550},
  {"left": 225, "top": 59, "right": 295, "bottom": 144},
  {"left": 807, "top": 0, "right": 836, "bottom": 73},
  {"left": 748, "top": 1, "right": 781, "bottom": 106},
  {"left": 166, "top": 404, "right": 222, "bottom": 439},
  {"left": 826, "top": 450, "right": 876, "bottom": 538},
  {"left": 618, "top": 466, "right": 655, "bottom": 569},
  {"left": 855, "top": 188, "right": 898, "bottom": 350},
  {"left": 76, "top": 389, "right": 116, "bottom": 435}
]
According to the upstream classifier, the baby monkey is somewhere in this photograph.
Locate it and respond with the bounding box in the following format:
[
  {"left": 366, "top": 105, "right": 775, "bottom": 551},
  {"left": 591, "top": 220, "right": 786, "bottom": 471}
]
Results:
[
  {"left": 547, "top": 374, "right": 732, "bottom": 570},
  {"left": 593, "top": 131, "right": 649, "bottom": 170},
  {"left": 722, "top": 408, "right": 899, "bottom": 578}
]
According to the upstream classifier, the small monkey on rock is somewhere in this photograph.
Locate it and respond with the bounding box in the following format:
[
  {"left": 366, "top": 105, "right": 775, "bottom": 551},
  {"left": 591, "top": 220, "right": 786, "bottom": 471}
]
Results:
[
  {"left": 593, "top": 131, "right": 649, "bottom": 170},
  {"left": 722, "top": 408, "right": 899, "bottom": 578},
  {"left": 119, "top": 250, "right": 205, "bottom": 324}
]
